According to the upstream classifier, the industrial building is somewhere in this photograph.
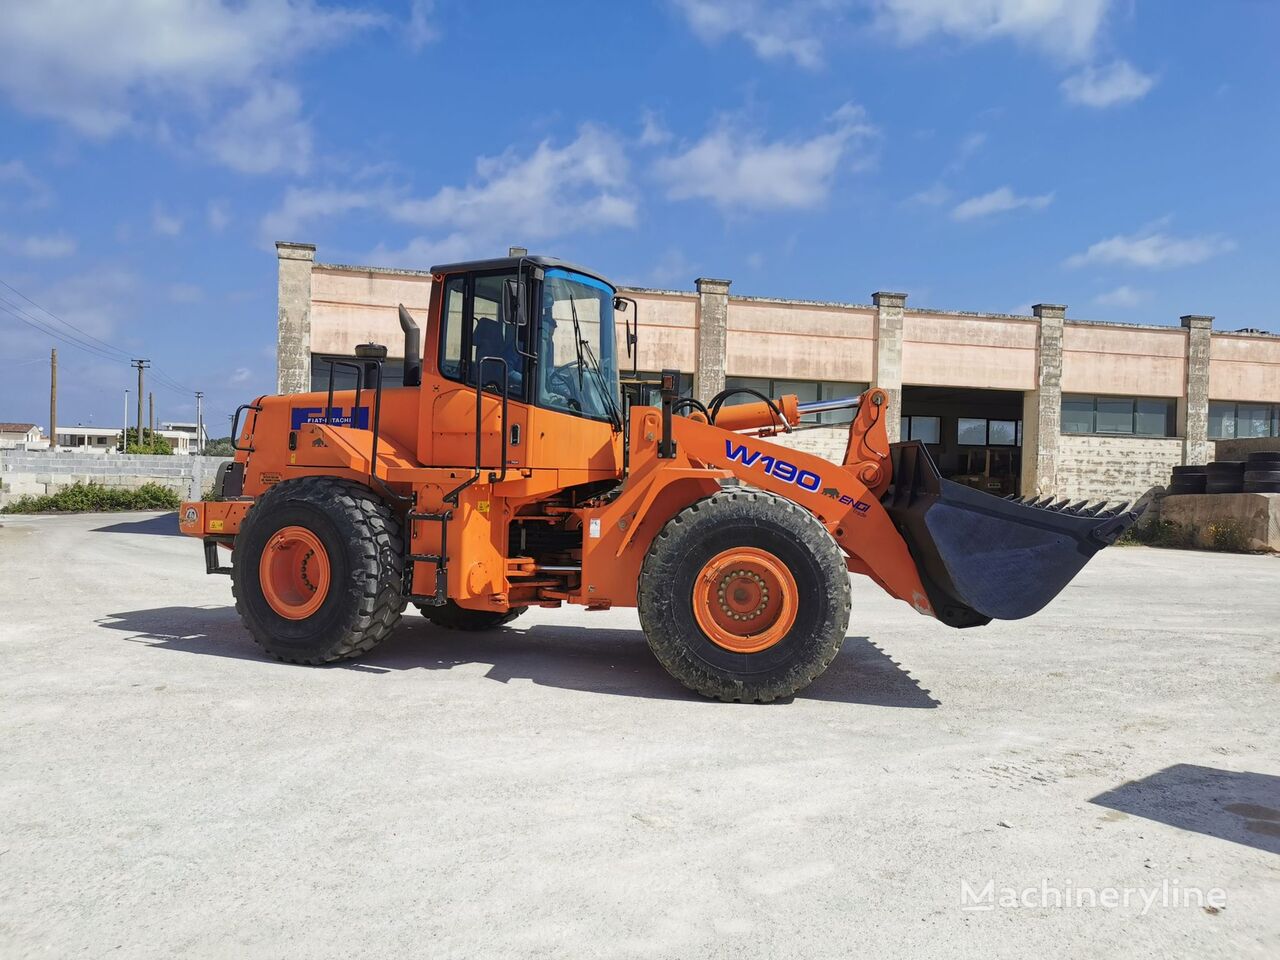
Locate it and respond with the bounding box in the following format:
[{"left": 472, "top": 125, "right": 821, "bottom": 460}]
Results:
[{"left": 273, "top": 242, "right": 1280, "bottom": 502}]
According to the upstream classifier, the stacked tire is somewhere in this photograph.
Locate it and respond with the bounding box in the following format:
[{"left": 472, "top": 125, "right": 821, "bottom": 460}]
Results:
[
  {"left": 1244, "top": 451, "right": 1280, "bottom": 493},
  {"left": 1167, "top": 464, "right": 1206, "bottom": 495},
  {"left": 1205, "top": 460, "right": 1246, "bottom": 494}
]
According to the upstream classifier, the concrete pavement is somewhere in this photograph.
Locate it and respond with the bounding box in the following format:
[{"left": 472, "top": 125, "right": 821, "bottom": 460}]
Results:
[{"left": 1, "top": 511, "right": 1277, "bottom": 959}]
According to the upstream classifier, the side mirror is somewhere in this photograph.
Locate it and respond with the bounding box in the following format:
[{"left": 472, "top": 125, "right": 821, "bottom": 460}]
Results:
[
  {"left": 503, "top": 277, "right": 527, "bottom": 326},
  {"left": 615, "top": 295, "right": 638, "bottom": 374}
]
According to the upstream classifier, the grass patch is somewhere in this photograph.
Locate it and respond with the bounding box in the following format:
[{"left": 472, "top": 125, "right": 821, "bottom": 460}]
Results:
[
  {"left": 1118, "top": 517, "right": 1197, "bottom": 549},
  {"left": 1119, "top": 515, "right": 1254, "bottom": 552},
  {"left": 1, "top": 481, "right": 180, "bottom": 514}
]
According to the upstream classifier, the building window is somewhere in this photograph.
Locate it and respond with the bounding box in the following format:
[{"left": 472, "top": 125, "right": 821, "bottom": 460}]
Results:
[
  {"left": 904, "top": 415, "right": 941, "bottom": 444},
  {"left": 1061, "top": 395, "right": 1176, "bottom": 437},
  {"left": 957, "top": 417, "right": 1022, "bottom": 446},
  {"left": 1209, "top": 400, "right": 1280, "bottom": 439},
  {"left": 723, "top": 377, "right": 867, "bottom": 424}
]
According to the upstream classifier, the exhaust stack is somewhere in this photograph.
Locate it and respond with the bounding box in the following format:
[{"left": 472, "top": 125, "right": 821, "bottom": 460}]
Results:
[{"left": 398, "top": 304, "right": 422, "bottom": 387}]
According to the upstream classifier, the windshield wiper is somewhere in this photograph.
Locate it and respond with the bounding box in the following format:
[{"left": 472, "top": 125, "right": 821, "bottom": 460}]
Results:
[
  {"left": 581, "top": 338, "right": 623, "bottom": 432},
  {"left": 562, "top": 286, "right": 622, "bottom": 432},
  {"left": 564, "top": 288, "right": 586, "bottom": 391}
]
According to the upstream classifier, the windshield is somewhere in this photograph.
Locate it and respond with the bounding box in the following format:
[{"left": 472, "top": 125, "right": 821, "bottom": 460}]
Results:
[{"left": 537, "top": 269, "right": 619, "bottom": 423}]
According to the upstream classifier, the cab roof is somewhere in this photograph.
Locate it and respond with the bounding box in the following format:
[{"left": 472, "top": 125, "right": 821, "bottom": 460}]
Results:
[{"left": 427, "top": 255, "right": 616, "bottom": 291}]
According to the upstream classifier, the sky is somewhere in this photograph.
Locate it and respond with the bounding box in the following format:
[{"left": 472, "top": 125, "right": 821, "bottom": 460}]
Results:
[{"left": 0, "top": 0, "right": 1277, "bottom": 435}]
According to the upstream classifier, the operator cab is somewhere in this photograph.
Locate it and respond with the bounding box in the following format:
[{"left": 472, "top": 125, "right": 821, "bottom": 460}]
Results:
[{"left": 427, "top": 255, "right": 624, "bottom": 430}]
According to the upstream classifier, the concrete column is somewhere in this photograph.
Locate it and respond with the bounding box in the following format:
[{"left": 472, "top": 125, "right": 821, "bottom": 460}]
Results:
[
  {"left": 872, "top": 291, "right": 906, "bottom": 442},
  {"left": 276, "top": 241, "right": 316, "bottom": 395},
  {"left": 694, "top": 277, "right": 730, "bottom": 404},
  {"left": 1181, "top": 314, "right": 1213, "bottom": 465},
  {"left": 1021, "top": 303, "right": 1066, "bottom": 497}
]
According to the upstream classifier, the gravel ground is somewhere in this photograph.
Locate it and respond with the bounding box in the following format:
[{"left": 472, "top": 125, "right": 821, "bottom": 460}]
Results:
[{"left": 1, "top": 511, "right": 1277, "bottom": 959}]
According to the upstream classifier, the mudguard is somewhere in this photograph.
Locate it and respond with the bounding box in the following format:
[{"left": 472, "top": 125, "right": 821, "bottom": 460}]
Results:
[{"left": 884, "top": 442, "right": 1144, "bottom": 628}]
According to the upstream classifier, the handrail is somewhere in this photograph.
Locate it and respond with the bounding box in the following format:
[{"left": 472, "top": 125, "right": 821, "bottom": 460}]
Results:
[{"left": 444, "top": 356, "right": 509, "bottom": 505}]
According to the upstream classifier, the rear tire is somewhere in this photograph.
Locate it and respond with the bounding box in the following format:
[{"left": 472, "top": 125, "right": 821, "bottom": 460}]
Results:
[
  {"left": 638, "top": 490, "right": 851, "bottom": 703},
  {"left": 232, "top": 477, "right": 406, "bottom": 664},
  {"left": 414, "top": 600, "right": 528, "bottom": 631}
]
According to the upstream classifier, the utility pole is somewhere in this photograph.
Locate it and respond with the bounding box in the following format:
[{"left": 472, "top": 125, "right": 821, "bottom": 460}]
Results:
[
  {"left": 122, "top": 390, "right": 129, "bottom": 451},
  {"left": 49, "top": 348, "right": 57, "bottom": 451},
  {"left": 148, "top": 392, "right": 155, "bottom": 450},
  {"left": 195, "top": 391, "right": 204, "bottom": 455},
  {"left": 132, "top": 359, "right": 149, "bottom": 450}
]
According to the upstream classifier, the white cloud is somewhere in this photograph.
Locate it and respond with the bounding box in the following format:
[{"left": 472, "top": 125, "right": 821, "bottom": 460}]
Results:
[
  {"left": 1066, "top": 222, "right": 1235, "bottom": 269},
  {"left": 230, "top": 367, "right": 251, "bottom": 384},
  {"left": 639, "top": 109, "right": 672, "bottom": 146},
  {"left": 675, "top": 1, "right": 1121, "bottom": 67},
  {"left": 908, "top": 182, "right": 951, "bottom": 206},
  {"left": 203, "top": 83, "right": 312, "bottom": 175},
  {"left": 0, "top": 0, "right": 379, "bottom": 136},
  {"left": 1094, "top": 285, "right": 1146, "bottom": 308},
  {"left": 0, "top": 159, "right": 54, "bottom": 208},
  {"left": 260, "top": 186, "right": 381, "bottom": 241},
  {"left": 1061, "top": 59, "right": 1156, "bottom": 107},
  {"left": 390, "top": 125, "right": 636, "bottom": 242},
  {"left": 950, "top": 185, "right": 1054, "bottom": 220},
  {"left": 152, "top": 206, "right": 183, "bottom": 236},
  {"left": 671, "top": 0, "right": 826, "bottom": 68},
  {"left": 407, "top": 0, "right": 436, "bottom": 51},
  {"left": 654, "top": 103, "right": 876, "bottom": 211},
  {"left": 0, "top": 231, "right": 77, "bottom": 258},
  {"left": 261, "top": 126, "right": 637, "bottom": 259},
  {"left": 207, "top": 200, "right": 230, "bottom": 232},
  {"left": 873, "top": 0, "right": 1114, "bottom": 61}
]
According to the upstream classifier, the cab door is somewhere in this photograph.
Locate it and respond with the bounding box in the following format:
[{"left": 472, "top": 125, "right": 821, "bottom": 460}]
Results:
[{"left": 428, "top": 269, "right": 530, "bottom": 473}]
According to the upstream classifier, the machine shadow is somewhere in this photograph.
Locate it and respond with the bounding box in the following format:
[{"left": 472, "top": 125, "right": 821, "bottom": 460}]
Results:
[
  {"left": 98, "top": 606, "right": 939, "bottom": 708},
  {"left": 1090, "top": 764, "right": 1280, "bottom": 856},
  {"left": 92, "top": 512, "right": 181, "bottom": 536}
]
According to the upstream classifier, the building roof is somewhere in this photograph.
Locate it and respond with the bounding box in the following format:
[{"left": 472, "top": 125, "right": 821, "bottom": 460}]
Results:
[
  {"left": 427, "top": 255, "right": 617, "bottom": 291},
  {"left": 0, "top": 422, "right": 39, "bottom": 433}
]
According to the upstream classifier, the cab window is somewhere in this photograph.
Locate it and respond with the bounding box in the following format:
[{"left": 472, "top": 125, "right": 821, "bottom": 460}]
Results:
[{"left": 438, "top": 271, "right": 525, "bottom": 396}]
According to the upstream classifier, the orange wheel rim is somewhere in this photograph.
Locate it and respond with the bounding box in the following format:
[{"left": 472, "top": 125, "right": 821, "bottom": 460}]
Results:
[
  {"left": 693, "top": 547, "right": 798, "bottom": 654},
  {"left": 259, "top": 525, "right": 331, "bottom": 620}
]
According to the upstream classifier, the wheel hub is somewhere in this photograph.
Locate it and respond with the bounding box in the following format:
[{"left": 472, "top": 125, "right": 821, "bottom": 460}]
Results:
[
  {"left": 260, "top": 525, "right": 331, "bottom": 620},
  {"left": 694, "top": 547, "right": 799, "bottom": 654}
]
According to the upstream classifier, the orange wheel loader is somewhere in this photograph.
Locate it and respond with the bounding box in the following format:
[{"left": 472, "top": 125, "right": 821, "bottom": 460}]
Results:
[{"left": 179, "top": 256, "right": 1142, "bottom": 702}]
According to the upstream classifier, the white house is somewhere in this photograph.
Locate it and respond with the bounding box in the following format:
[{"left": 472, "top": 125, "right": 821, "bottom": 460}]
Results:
[{"left": 0, "top": 422, "right": 44, "bottom": 449}]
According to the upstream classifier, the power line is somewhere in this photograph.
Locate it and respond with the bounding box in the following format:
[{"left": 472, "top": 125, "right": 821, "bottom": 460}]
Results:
[
  {"left": 0, "top": 277, "right": 134, "bottom": 361},
  {"left": 0, "top": 293, "right": 193, "bottom": 397},
  {"left": 0, "top": 276, "right": 196, "bottom": 395}
]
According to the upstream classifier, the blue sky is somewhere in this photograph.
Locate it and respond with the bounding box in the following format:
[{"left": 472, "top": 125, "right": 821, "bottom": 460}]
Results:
[{"left": 1, "top": 0, "right": 1276, "bottom": 434}]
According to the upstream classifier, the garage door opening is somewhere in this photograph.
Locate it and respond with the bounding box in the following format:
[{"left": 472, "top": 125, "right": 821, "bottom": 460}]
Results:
[{"left": 900, "top": 386, "right": 1025, "bottom": 497}]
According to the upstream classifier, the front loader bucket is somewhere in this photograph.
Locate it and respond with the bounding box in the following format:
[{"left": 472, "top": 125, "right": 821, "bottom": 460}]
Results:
[{"left": 883, "top": 442, "right": 1144, "bottom": 628}]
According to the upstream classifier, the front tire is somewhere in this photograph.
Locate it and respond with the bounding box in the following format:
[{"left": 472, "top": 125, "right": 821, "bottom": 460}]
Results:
[
  {"left": 638, "top": 490, "right": 851, "bottom": 702},
  {"left": 232, "top": 478, "right": 406, "bottom": 664}
]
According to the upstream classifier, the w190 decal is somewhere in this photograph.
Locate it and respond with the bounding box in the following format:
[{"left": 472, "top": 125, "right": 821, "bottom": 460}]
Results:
[{"left": 725, "top": 440, "right": 821, "bottom": 491}]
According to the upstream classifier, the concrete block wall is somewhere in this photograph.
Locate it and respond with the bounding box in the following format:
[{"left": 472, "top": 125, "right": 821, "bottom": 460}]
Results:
[
  {"left": 1056, "top": 435, "right": 1184, "bottom": 502},
  {"left": 1213, "top": 436, "right": 1280, "bottom": 461},
  {"left": 0, "top": 451, "right": 231, "bottom": 505},
  {"left": 771, "top": 427, "right": 850, "bottom": 463}
]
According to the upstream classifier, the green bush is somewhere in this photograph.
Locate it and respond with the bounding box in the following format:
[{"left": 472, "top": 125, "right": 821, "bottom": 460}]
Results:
[
  {"left": 201, "top": 438, "right": 235, "bottom": 456},
  {"left": 122, "top": 428, "right": 173, "bottom": 455},
  {"left": 1, "top": 481, "right": 180, "bottom": 514}
]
